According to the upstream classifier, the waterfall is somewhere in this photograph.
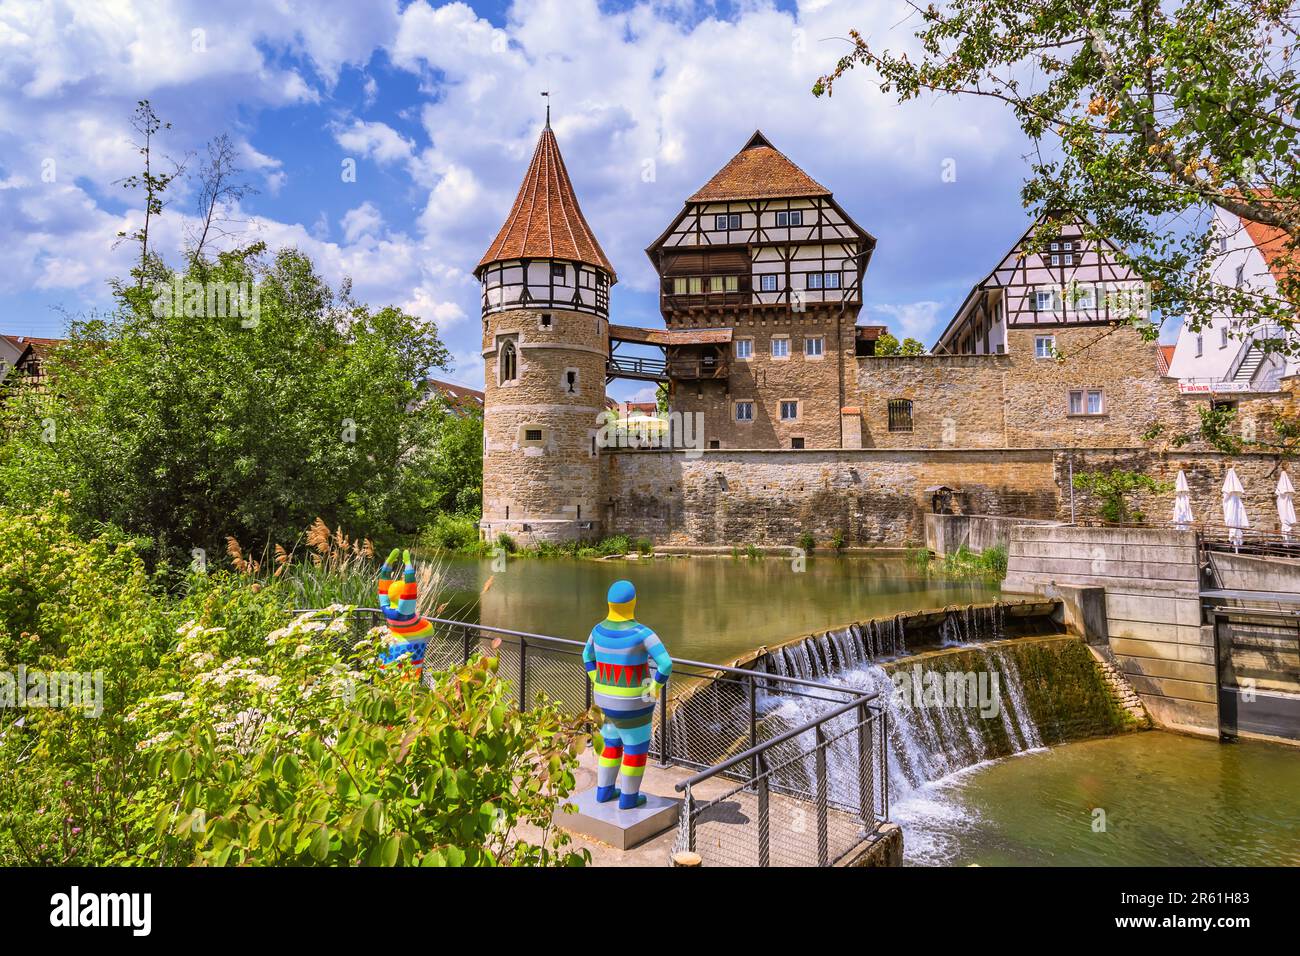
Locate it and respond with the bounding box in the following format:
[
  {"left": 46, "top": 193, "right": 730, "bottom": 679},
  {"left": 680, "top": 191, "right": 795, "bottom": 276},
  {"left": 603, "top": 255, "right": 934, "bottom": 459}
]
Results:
[{"left": 739, "top": 602, "right": 1048, "bottom": 812}]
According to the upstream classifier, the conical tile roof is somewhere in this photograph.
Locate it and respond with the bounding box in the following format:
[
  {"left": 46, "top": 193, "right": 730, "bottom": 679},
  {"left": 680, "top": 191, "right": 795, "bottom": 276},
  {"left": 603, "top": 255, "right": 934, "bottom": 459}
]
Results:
[{"left": 477, "top": 125, "right": 615, "bottom": 280}]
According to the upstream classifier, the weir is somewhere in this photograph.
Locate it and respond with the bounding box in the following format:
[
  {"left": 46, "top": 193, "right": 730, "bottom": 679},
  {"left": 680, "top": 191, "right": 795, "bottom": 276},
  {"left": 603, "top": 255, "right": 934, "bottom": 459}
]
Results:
[{"left": 670, "top": 599, "right": 1139, "bottom": 832}]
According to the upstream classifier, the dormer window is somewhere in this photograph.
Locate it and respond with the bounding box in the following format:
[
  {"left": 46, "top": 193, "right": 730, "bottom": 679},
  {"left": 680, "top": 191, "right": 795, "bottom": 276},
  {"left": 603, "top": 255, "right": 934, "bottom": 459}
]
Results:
[{"left": 714, "top": 214, "right": 741, "bottom": 230}]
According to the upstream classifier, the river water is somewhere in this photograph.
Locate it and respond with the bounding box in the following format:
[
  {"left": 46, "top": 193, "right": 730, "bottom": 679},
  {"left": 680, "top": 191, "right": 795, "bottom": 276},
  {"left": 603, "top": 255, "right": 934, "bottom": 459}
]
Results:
[
  {"left": 897, "top": 732, "right": 1300, "bottom": 866},
  {"left": 439, "top": 554, "right": 1300, "bottom": 867},
  {"left": 441, "top": 554, "right": 999, "bottom": 664}
]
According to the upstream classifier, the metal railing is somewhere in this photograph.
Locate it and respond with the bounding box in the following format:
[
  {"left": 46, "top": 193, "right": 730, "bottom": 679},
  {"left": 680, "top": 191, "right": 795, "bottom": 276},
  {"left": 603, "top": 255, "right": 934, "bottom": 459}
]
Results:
[
  {"left": 671, "top": 694, "right": 886, "bottom": 867},
  {"left": 310, "top": 608, "right": 888, "bottom": 866}
]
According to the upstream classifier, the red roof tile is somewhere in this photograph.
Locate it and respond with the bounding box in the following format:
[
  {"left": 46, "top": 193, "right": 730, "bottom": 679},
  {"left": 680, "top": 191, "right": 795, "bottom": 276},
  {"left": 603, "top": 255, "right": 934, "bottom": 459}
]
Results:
[
  {"left": 687, "top": 131, "right": 830, "bottom": 203},
  {"left": 477, "top": 125, "right": 615, "bottom": 279},
  {"left": 1158, "top": 344, "right": 1176, "bottom": 375}
]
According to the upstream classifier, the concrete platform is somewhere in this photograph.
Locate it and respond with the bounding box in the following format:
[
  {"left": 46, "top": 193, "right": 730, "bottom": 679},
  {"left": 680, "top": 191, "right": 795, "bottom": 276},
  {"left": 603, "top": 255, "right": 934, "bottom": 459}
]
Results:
[{"left": 556, "top": 788, "right": 682, "bottom": 850}]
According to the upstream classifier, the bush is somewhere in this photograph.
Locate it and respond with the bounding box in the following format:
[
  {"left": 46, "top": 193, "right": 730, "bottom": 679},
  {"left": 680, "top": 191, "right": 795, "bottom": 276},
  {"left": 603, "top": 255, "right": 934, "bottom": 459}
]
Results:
[
  {"left": 0, "top": 505, "right": 582, "bottom": 867},
  {"left": 1071, "top": 469, "right": 1173, "bottom": 524},
  {"left": 128, "top": 613, "right": 588, "bottom": 866},
  {"left": 0, "top": 249, "right": 455, "bottom": 567},
  {"left": 635, "top": 537, "right": 654, "bottom": 556},
  {"left": 421, "top": 513, "right": 480, "bottom": 553},
  {"left": 495, "top": 532, "right": 517, "bottom": 554},
  {"left": 798, "top": 531, "right": 816, "bottom": 553},
  {"left": 830, "top": 529, "right": 846, "bottom": 551}
]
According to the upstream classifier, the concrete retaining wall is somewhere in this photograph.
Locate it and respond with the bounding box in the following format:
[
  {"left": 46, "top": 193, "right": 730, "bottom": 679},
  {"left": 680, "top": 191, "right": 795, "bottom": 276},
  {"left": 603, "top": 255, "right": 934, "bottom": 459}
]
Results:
[
  {"left": 1003, "top": 525, "right": 1217, "bottom": 737},
  {"left": 924, "top": 513, "right": 1062, "bottom": 556}
]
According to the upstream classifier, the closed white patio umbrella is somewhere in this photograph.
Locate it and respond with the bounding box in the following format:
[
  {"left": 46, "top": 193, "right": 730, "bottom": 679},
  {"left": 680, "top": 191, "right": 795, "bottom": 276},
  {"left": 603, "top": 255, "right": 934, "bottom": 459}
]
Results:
[
  {"left": 1172, "top": 470, "right": 1194, "bottom": 530},
  {"left": 1277, "top": 471, "right": 1296, "bottom": 540},
  {"left": 1222, "top": 467, "right": 1250, "bottom": 551}
]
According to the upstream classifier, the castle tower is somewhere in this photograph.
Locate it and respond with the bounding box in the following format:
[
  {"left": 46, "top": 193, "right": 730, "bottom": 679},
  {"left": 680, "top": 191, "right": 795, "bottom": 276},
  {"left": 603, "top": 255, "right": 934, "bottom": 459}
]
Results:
[{"left": 476, "top": 118, "right": 615, "bottom": 546}]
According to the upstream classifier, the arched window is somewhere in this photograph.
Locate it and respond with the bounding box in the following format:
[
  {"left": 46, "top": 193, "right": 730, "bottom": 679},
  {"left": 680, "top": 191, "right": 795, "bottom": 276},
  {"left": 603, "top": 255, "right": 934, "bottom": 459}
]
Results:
[{"left": 499, "top": 340, "right": 517, "bottom": 383}]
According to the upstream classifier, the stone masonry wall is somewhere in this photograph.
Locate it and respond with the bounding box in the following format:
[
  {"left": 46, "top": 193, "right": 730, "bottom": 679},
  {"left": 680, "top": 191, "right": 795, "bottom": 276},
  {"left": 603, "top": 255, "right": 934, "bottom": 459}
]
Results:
[
  {"left": 667, "top": 308, "right": 851, "bottom": 450},
  {"left": 603, "top": 448, "right": 1059, "bottom": 547},
  {"left": 481, "top": 307, "right": 608, "bottom": 543},
  {"left": 857, "top": 354, "right": 1009, "bottom": 448},
  {"left": 1002, "top": 326, "right": 1186, "bottom": 447}
]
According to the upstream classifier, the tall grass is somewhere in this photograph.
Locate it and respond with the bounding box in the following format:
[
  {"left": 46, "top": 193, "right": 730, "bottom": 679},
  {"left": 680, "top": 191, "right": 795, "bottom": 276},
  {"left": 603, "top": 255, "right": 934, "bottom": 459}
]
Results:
[
  {"left": 910, "top": 544, "right": 1008, "bottom": 581},
  {"left": 226, "top": 517, "right": 450, "bottom": 618}
]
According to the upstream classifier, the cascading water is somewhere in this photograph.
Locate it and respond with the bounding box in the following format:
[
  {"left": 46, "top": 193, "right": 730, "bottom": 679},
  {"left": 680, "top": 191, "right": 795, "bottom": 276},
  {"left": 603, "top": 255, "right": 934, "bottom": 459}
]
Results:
[{"left": 741, "top": 603, "right": 1047, "bottom": 813}]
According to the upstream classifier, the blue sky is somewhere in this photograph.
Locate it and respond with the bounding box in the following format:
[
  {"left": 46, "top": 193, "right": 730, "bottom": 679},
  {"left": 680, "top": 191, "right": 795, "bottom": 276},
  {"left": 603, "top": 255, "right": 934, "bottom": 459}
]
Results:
[{"left": 0, "top": 0, "right": 1125, "bottom": 401}]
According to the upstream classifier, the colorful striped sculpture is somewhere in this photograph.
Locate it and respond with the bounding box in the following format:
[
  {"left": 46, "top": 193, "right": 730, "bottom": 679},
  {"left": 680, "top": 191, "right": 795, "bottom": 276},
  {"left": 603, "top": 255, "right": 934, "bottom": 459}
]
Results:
[
  {"left": 583, "top": 580, "right": 673, "bottom": 810},
  {"left": 377, "top": 548, "right": 434, "bottom": 676}
]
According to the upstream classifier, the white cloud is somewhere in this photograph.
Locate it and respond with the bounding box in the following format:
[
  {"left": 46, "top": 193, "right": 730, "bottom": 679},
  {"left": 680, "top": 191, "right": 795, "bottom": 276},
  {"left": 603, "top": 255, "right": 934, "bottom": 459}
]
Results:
[
  {"left": 332, "top": 119, "right": 416, "bottom": 165},
  {"left": 2, "top": 0, "right": 1031, "bottom": 378},
  {"left": 340, "top": 201, "right": 384, "bottom": 243},
  {"left": 869, "top": 301, "right": 945, "bottom": 344}
]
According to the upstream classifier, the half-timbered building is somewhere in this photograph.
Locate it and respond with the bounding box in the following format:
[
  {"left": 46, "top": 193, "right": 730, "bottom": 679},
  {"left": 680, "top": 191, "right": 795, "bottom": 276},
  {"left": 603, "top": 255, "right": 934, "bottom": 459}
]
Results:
[{"left": 645, "top": 131, "right": 876, "bottom": 449}]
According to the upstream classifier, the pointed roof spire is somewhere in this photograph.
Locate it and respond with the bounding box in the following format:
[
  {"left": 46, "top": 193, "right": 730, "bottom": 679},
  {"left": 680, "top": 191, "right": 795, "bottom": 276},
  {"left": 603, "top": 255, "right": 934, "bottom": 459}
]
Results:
[
  {"left": 688, "top": 130, "right": 830, "bottom": 202},
  {"left": 476, "top": 123, "right": 615, "bottom": 280}
]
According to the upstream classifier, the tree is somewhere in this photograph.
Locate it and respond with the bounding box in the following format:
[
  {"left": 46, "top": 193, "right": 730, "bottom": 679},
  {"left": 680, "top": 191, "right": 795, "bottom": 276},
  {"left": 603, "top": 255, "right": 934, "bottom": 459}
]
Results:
[
  {"left": 114, "top": 100, "right": 187, "bottom": 290},
  {"left": 1072, "top": 468, "right": 1173, "bottom": 523},
  {"left": 875, "top": 331, "right": 927, "bottom": 355},
  {"left": 189, "top": 133, "right": 257, "bottom": 267},
  {"left": 816, "top": 1, "right": 1300, "bottom": 346},
  {"left": 0, "top": 249, "right": 451, "bottom": 566}
]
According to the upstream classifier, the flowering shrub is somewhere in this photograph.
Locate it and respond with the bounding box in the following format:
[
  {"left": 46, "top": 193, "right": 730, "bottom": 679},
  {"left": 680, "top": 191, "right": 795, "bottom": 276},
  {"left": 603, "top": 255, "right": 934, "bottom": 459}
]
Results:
[
  {"left": 0, "top": 505, "right": 589, "bottom": 867},
  {"left": 129, "top": 610, "right": 588, "bottom": 866}
]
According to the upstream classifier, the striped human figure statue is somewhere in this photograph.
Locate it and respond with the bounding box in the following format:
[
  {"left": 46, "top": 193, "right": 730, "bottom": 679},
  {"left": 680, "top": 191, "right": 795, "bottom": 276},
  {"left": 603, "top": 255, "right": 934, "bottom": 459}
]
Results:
[
  {"left": 377, "top": 548, "right": 435, "bottom": 675},
  {"left": 583, "top": 580, "right": 673, "bottom": 810}
]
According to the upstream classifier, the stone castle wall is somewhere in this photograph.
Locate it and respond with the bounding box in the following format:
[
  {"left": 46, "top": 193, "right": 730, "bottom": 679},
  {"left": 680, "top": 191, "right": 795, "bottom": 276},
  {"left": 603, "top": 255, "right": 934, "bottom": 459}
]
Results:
[{"left": 603, "top": 446, "right": 1295, "bottom": 547}]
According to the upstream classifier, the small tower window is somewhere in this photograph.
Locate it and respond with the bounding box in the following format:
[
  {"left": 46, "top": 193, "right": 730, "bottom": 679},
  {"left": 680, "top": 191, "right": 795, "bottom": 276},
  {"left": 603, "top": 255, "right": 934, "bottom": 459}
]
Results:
[
  {"left": 499, "top": 340, "right": 518, "bottom": 384},
  {"left": 524, "top": 429, "right": 542, "bottom": 442},
  {"left": 551, "top": 263, "right": 567, "bottom": 281},
  {"left": 540, "top": 313, "right": 553, "bottom": 329},
  {"left": 565, "top": 369, "right": 578, "bottom": 394}
]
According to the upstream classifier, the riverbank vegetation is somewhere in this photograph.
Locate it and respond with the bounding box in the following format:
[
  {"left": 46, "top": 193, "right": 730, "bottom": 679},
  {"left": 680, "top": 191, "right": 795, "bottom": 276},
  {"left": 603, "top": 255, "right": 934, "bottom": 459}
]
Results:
[
  {"left": 0, "top": 501, "right": 586, "bottom": 867},
  {"left": 911, "top": 544, "right": 1009, "bottom": 581}
]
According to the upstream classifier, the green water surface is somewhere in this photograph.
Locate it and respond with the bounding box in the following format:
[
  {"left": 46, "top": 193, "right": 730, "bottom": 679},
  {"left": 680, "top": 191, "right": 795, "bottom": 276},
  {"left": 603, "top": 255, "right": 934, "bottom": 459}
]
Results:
[
  {"left": 900, "top": 732, "right": 1300, "bottom": 866},
  {"left": 442, "top": 555, "right": 1000, "bottom": 663}
]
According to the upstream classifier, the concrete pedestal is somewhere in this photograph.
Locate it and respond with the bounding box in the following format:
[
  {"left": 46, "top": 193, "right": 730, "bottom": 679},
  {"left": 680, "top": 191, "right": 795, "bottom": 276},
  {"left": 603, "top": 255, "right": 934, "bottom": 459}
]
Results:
[{"left": 556, "top": 788, "right": 682, "bottom": 851}]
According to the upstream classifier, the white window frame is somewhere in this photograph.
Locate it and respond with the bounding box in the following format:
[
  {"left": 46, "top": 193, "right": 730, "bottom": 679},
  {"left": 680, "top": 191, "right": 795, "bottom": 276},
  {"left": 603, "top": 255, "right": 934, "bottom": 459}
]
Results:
[
  {"left": 759, "top": 274, "right": 778, "bottom": 292},
  {"left": 734, "top": 400, "right": 754, "bottom": 422},
  {"left": 804, "top": 336, "right": 824, "bottom": 359},
  {"left": 1034, "top": 335, "right": 1055, "bottom": 359},
  {"left": 1068, "top": 389, "right": 1105, "bottom": 416},
  {"left": 770, "top": 336, "right": 791, "bottom": 360},
  {"left": 807, "top": 272, "right": 824, "bottom": 290},
  {"left": 824, "top": 272, "right": 841, "bottom": 289},
  {"left": 779, "top": 399, "right": 799, "bottom": 421},
  {"left": 734, "top": 338, "right": 754, "bottom": 361}
]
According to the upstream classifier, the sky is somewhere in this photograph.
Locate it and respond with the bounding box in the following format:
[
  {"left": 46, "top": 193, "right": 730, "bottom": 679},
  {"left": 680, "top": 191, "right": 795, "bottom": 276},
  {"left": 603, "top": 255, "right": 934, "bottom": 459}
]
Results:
[{"left": 2, "top": 0, "right": 1074, "bottom": 402}]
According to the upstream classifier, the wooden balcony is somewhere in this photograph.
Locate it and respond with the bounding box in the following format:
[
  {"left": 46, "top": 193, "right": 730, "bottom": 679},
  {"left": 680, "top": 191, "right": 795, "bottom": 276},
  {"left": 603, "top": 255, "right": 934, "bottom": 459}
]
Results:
[{"left": 666, "top": 356, "right": 729, "bottom": 380}]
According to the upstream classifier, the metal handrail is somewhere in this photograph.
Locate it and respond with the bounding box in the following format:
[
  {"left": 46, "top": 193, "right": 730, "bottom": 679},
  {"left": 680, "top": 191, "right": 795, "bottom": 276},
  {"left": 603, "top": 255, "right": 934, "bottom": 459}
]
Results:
[{"left": 672, "top": 693, "right": 870, "bottom": 792}]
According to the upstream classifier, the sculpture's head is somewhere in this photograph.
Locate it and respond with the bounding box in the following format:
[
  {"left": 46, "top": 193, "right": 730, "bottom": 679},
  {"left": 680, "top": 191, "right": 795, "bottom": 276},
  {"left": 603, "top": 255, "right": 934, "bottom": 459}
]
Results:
[{"left": 606, "top": 579, "right": 637, "bottom": 621}]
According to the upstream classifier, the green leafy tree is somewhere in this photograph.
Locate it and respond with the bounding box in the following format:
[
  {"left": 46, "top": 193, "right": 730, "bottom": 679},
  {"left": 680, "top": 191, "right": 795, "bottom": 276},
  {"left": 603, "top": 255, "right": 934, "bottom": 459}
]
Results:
[
  {"left": 817, "top": 1, "right": 1300, "bottom": 346},
  {"left": 875, "top": 332, "right": 927, "bottom": 356},
  {"left": 1072, "top": 468, "right": 1174, "bottom": 523},
  {"left": 0, "top": 250, "right": 450, "bottom": 565}
]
